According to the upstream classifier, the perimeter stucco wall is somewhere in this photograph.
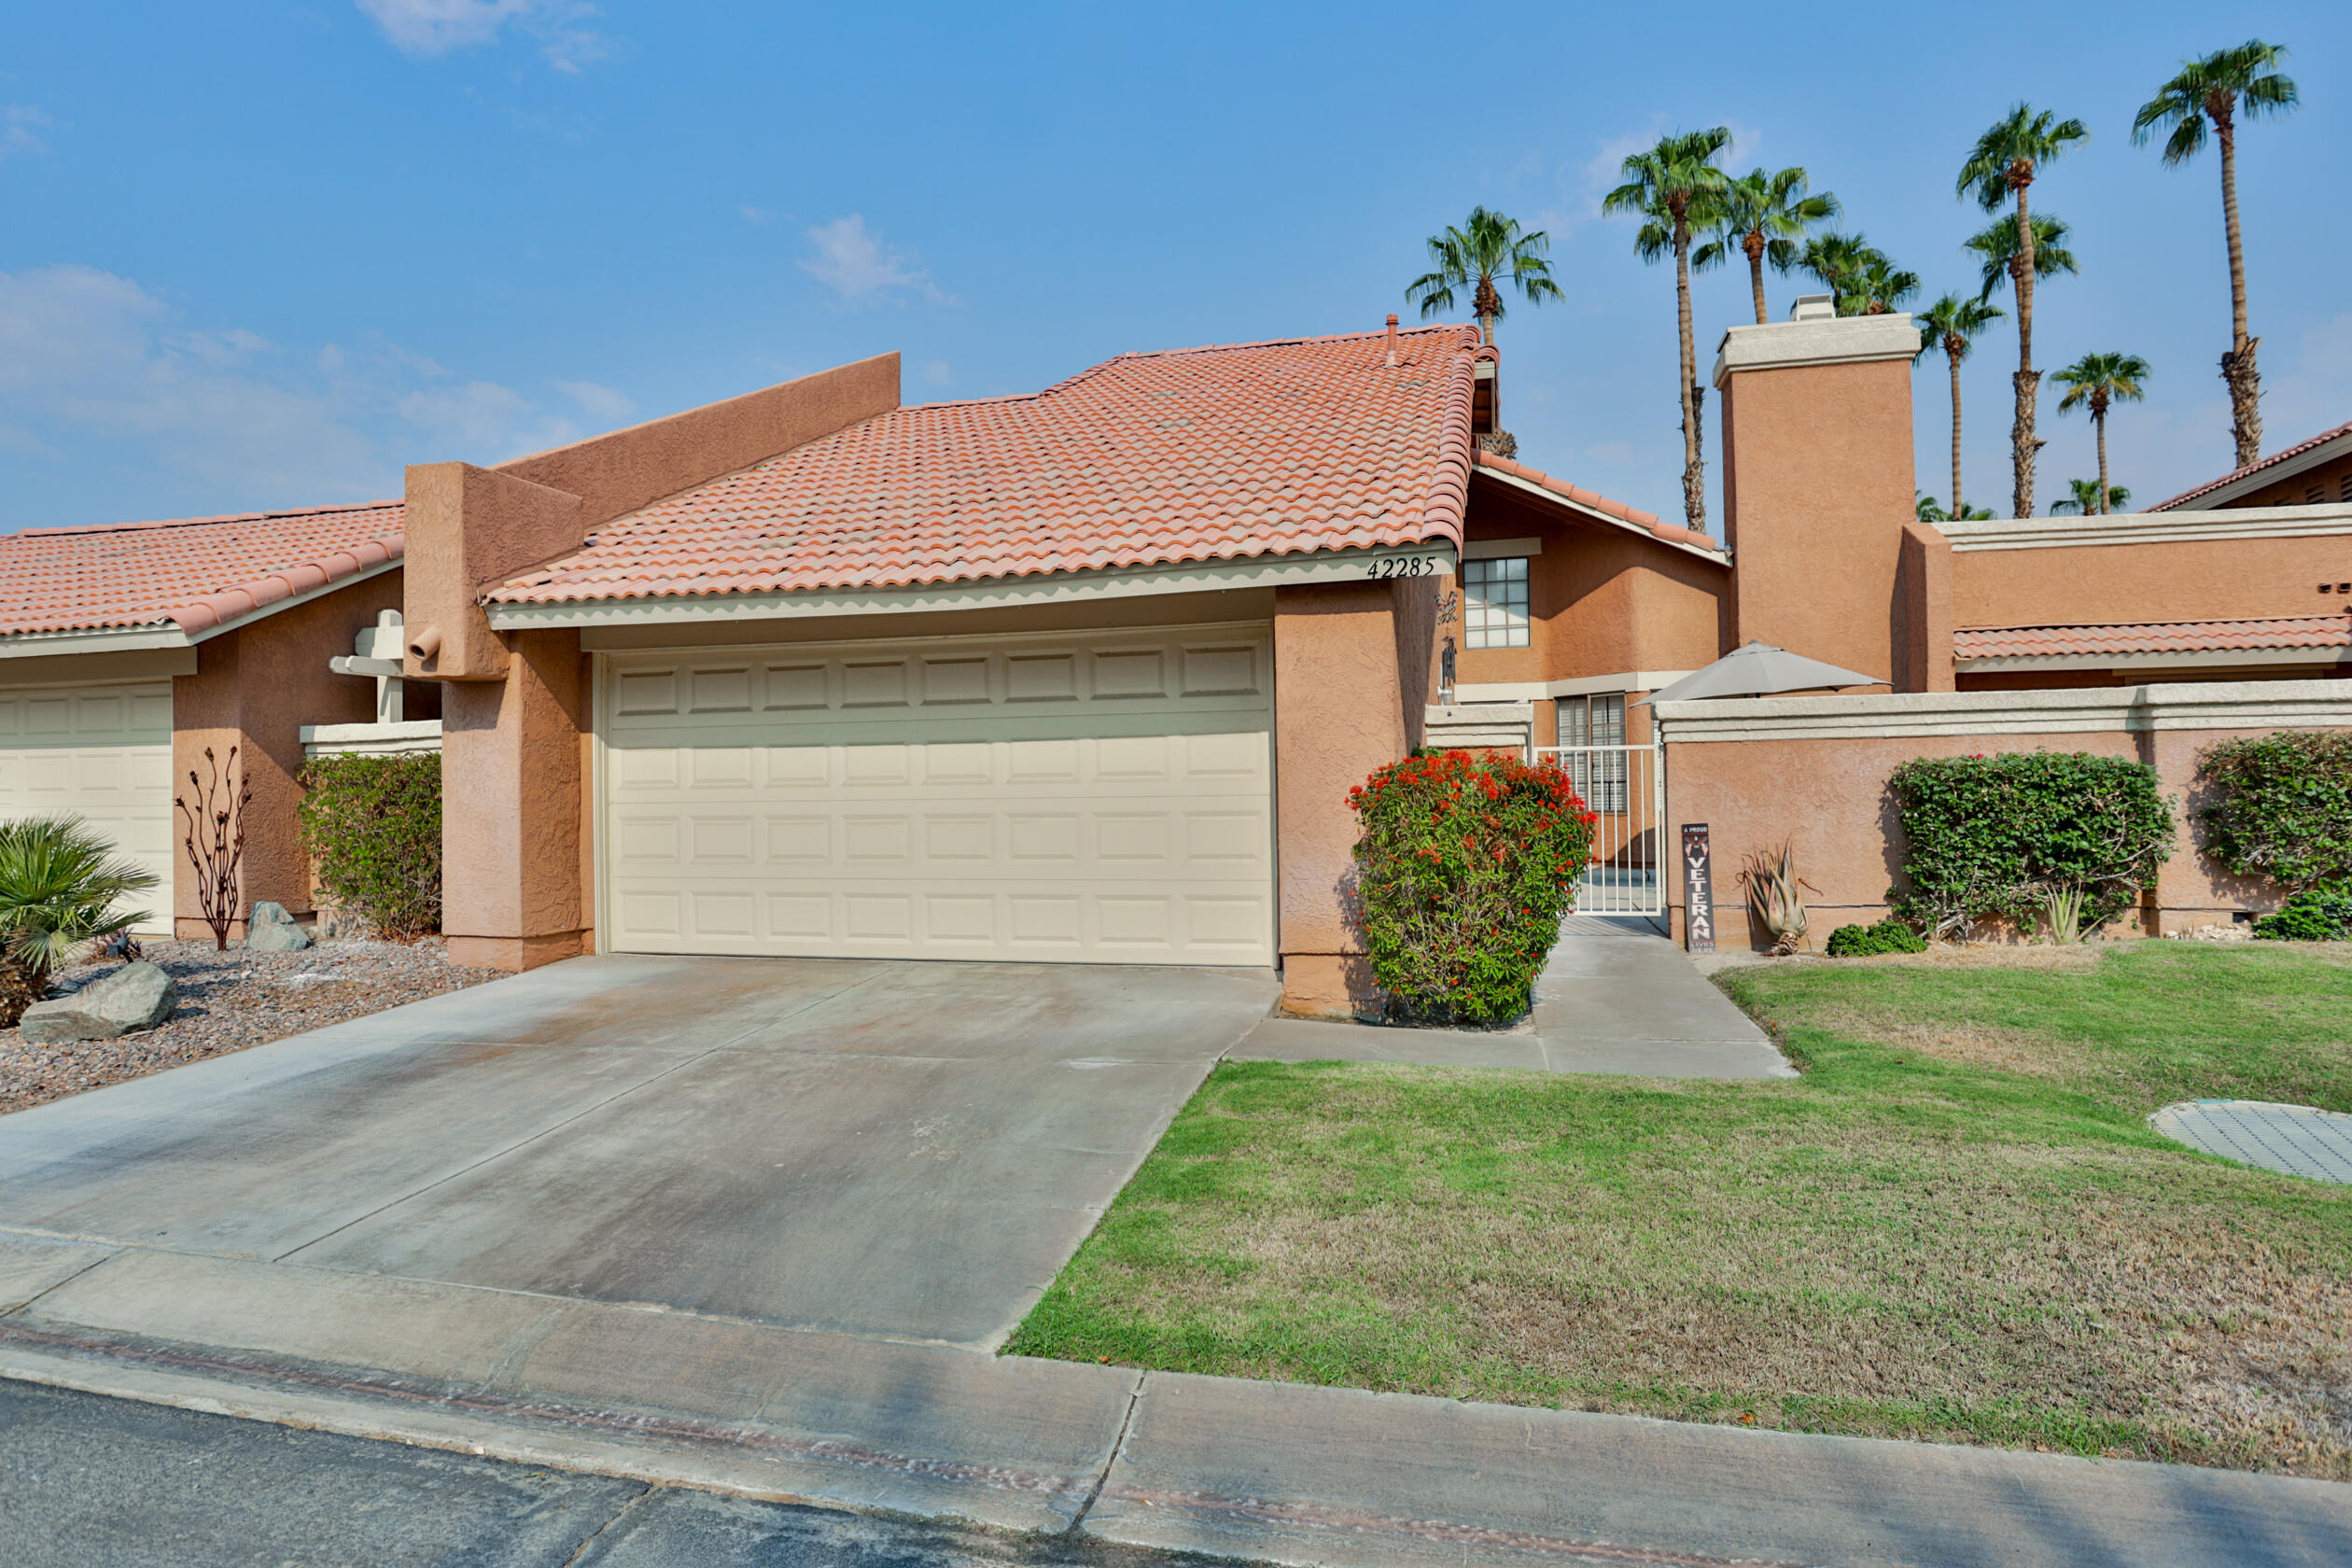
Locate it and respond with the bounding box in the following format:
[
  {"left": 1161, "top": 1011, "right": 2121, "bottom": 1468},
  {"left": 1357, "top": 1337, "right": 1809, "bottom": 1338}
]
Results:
[
  {"left": 1273, "top": 578, "right": 1430, "bottom": 1018},
  {"left": 1661, "top": 696, "right": 2352, "bottom": 947},
  {"left": 1717, "top": 352, "right": 1912, "bottom": 686},
  {"left": 1952, "top": 533, "right": 2352, "bottom": 628},
  {"left": 1449, "top": 479, "right": 1726, "bottom": 692},
  {"left": 172, "top": 570, "right": 404, "bottom": 939}
]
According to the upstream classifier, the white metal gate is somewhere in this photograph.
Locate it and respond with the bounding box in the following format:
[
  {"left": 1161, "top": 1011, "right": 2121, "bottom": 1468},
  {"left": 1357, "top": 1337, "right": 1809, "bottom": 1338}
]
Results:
[{"left": 1532, "top": 743, "right": 1665, "bottom": 916}]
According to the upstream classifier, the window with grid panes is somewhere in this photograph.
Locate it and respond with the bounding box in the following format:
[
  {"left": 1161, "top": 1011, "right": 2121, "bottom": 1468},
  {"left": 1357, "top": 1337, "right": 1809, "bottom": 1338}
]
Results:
[
  {"left": 1462, "top": 557, "right": 1531, "bottom": 648},
  {"left": 1557, "top": 693, "right": 1628, "bottom": 813}
]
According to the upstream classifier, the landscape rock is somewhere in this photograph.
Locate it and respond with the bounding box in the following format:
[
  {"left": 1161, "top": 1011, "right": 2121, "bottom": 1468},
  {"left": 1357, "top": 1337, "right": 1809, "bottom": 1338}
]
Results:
[
  {"left": 244, "top": 901, "right": 314, "bottom": 953},
  {"left": 19, "top": 961, "right": 178, "bottom": 1043},
  {"left": 2167, "top": 922, "right": 2254, "bottom": 943}
]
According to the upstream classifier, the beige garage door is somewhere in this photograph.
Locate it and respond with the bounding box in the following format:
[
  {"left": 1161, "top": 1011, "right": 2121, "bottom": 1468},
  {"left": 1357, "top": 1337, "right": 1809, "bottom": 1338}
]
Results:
[
  {"left": 599, "top": 623, "right": 1275, "bottom": 964},
  {"left": 0, "top": 682, "right": 176, "bottom": 934}
]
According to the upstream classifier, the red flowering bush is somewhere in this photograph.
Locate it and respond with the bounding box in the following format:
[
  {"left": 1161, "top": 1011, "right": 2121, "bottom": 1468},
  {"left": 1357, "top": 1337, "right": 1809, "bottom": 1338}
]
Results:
[{"left": 1348, "top": 749, "right": 1597, "bottom": 1027}]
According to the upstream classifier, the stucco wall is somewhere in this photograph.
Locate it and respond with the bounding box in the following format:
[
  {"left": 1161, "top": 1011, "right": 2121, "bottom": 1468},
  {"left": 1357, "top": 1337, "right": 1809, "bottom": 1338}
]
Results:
[
  {"left": 1718, "top": 355, "right": 1912, "bottom": 685},
  {"left": 1660, "top": 687, "right": 2352, "bottom": 947},
  {"left": 1953, "top": 532, "right": 2352, "bottom": 628},
  {"left": 1449, "top": 480, "right": 1727, "bottom": 691},
  {"left": 1272, "top": 580, "right": 1411, "bottom": 1017},
  {"left": 172, "top": 571, "right": 403, "bottom": 939}
]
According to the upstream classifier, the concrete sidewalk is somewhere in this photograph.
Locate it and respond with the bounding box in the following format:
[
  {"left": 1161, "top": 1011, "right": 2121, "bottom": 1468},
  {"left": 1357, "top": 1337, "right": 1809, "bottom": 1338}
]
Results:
[
  {"left": 3, "top": 1228, "right": 2343, "bottom": 1568},
  {"left": 1232, "top": 916, "right": 1795, "bottom": 1079}
]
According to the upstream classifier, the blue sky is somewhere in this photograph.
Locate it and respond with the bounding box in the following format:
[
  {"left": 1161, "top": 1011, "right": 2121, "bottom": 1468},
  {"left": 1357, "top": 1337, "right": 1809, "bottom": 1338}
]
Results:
[{"left": 2, "top": 2, "right": 2346, "bottom": 532}]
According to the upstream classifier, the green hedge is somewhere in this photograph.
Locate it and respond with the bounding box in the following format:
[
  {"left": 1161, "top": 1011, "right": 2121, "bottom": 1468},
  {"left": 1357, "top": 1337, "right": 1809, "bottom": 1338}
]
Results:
[
  {"left": 2253, "top": 889, "right": 2352, "bottom": 942},
  {"left": 1349, "top": 749, "right": 1596, "bottom": 1027},
  {"left": 1887, "top": 752, "right": 2174, "bottom": 941},
  {"left": 1825, "top": 918, "right": 1928, "bottom": 957},
  {"left": 2195, "top": 731, "right": 2352, "bottom": 897},
  {"left": 296, "top": 752, "right": 442, "bottom": 941}
]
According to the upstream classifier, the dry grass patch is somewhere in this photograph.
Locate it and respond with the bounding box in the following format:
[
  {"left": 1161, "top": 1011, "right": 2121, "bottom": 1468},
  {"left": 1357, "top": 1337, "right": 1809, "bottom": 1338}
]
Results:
[{"left": 1009, "top": 944, "right": 2352, "bottom": 1477}]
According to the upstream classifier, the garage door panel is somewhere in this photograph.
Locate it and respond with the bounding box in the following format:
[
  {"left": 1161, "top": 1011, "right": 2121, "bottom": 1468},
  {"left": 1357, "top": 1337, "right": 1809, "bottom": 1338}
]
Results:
[
  {"left": 0, "top": 681, "right": 176, "bottom": 935},
  {"left": 601, "top": 626, "right": 1273, "bottom": 965}
]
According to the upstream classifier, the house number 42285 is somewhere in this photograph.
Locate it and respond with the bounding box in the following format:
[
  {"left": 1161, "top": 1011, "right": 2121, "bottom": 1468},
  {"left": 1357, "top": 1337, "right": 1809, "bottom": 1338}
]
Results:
[{"left": 1367, "top": 555, "right": 1436, "bottom": 579}]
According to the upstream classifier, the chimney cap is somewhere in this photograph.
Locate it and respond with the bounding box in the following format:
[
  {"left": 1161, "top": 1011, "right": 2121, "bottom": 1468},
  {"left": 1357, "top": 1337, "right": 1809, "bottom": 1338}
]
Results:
[{"left": 1788, "top": 294, "right": 1836, "bottom": 322}]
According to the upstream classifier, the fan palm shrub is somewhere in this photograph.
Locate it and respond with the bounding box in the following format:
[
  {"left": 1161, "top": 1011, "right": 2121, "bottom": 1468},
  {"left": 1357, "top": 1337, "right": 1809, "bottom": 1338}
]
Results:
[{"left": 0, "top": 816, "right": 158, "bottom": 1026}]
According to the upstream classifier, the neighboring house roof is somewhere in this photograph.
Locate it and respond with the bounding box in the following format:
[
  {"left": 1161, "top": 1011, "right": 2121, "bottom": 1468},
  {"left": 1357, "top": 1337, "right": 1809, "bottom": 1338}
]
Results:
[
  {"left": 486, "top": 325, "right": 1491, "bottom": 607},
  {"left": 0, "top": 501, "right": 405, "bottom": 641},
  {"left": 1954, "top": 615, "right": 2352, "bottom": 661},
  {"left": 2147, "top": 418, "right": 2352, "bottom": 511},
  {"left": 1470, "top": 450, "right": 1725, "bottom": 559}
]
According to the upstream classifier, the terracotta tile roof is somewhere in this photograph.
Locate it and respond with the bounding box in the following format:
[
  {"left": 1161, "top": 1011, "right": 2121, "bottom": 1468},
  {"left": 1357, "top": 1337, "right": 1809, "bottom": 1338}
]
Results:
[
  {"left": 0, "top": 501, "right": 404, "bottom": 639},
  {"left": 1954, "top": 615, "right": 2352, "bottom": 661},
  {"left": 486, "top": 325, "right": 1490, "bottom": 606},
  {"left": 1470, "top": 450, "right": 1723, "bottom": 554},
  {"left": 2148, "top": 418, "right": 2352, "bottom": 511}
]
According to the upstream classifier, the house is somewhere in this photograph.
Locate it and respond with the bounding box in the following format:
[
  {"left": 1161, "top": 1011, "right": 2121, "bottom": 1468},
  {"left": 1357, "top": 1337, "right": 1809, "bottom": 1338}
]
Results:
[
  {"left": 0, "top": 504, "right": 416, "bottom": 938},
  {"left": 6, "top": 302, "right": 2345, "bottom": 988},
  {"left": 2149, "top": 417, "right": 2352, "bottom": 512}
]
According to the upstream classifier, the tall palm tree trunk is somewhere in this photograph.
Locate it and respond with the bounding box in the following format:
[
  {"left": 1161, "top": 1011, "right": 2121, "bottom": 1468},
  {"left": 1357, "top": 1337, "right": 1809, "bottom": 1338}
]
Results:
[
  {"left": 1674, "top": 226, "right": 1706, "bottom": 530},
  {"left": 1744, "top": 234, "right": 1769, "bottom": 325},
  {"left": 2094, "top": 403, "right": 2111, "bottom": 514},
  {"left": 2009, "top": 180, "right": 2040, "bottom": 519},
  {"left": 2216, "top": 112, "right": 2262, "bottom": 466},
  {"left": 1949, "top": 351, "right": 1966, "bottom": 518}
]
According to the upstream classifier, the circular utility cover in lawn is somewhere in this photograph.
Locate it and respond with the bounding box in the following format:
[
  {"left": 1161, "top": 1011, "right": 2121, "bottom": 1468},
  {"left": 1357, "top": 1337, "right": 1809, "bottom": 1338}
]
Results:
[{"left": 2150, "top": 1099, "right": 2352, "bottom": 1184}]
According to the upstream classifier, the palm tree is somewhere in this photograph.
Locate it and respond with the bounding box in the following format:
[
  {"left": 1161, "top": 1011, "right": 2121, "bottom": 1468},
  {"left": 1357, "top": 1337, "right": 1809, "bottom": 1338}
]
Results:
[
  {"left": 1844, "top": 254, "right": 1921, "bottom": 316},
  {"left": 2053, "top": 352, "right": 2150, "bottom": 515},
  {"left": 1693, "top": 167, "right": 1840, "bottom": 324},
  {"left": 1795, "top": 231, "right": 1880, "bottom": 315},
  {"left": 2134, "top": 40, "right": 2299, "bottom": 468},
  {"left": 1965, "top": 212, "right": 2079, "bottom": 305},
  {"left": 2051, "top": 478, "right": 2132, "bottom": 515},
  {"left": 1958, "top": 104, "right": 2090, "bottom": 520},
  {"left": 1915, "top": 294, "right": 2006, "bottom": 523},
  {"left": 1918, "top": 494, "right": 1993, "bottom": 522},
  {"left": 1603, "top": 129, "right": 1733, "bottom": 533},
  {"left": 1406, "top": 206, "right": 1566, "bottom": 345}
]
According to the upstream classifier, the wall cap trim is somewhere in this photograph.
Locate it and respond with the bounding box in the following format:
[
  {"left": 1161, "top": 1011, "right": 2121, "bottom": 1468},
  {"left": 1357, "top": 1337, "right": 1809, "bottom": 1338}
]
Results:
[
  {"left": 1712, "top": 313, "right": 1918, "bottom": 385},
  {"left": 1936, "top": 502, "right": 2352, "bottom": 551},
  {"left": 1656, "top": 678, "right": 2352, "bottom": 742}
]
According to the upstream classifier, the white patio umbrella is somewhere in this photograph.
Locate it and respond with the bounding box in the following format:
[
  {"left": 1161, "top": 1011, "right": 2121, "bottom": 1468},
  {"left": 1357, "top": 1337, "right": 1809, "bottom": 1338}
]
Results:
[{"left": 1632, "top": 640, "right": 1881, "bottom": 705}]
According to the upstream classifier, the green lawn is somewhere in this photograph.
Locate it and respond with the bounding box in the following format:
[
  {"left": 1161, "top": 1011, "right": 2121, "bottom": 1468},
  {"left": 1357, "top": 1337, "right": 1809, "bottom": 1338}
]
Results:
[{"left": 1006, "top": 943, "right": 2352, "bottom": 1477}]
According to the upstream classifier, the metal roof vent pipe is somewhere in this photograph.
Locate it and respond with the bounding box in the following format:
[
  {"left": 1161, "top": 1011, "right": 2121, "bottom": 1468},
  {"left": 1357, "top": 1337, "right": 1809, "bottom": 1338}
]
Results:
[{"left": 1384, "top": 314, "right": 1398, "bottom": 367}]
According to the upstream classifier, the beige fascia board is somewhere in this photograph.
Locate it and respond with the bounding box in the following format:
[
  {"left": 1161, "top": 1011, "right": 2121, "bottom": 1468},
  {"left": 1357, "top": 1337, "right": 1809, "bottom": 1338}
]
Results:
[
  {"left": 1655, "top": 678, "right": 2352, "bottom": 743},
  {"left": 1711, "top": 313, "right": 1918, "bottom": 386},
  {"left": 483, "top": 543, "right": 1459, "bottom": 633},
  {"left": 1471, "top": 467, "right": 1729, "bottom": 564},
  {"left": 0, "top": 624, "right": 191, "bottom": 659},
  {"left": 1956, "top": 646, "right": 2348, "bottom": 674},
  {"left": 1461, "top": 536, "right": 1545, "bottom": 561},
  {"left": 2164, "top": 431, "right": 2352, "bottom": 511},
  {"left": 1455, "top": 671, "right": 1699, "bottom": 703},
  {"left": 0, "top": 646, "right": 200, "bottom": 688},
  {"left": 1936, "top": 503, "right": 2352, "bottom": 551},
  {"left": 300, "top": 719, "right": 444, "bottom": 758}
]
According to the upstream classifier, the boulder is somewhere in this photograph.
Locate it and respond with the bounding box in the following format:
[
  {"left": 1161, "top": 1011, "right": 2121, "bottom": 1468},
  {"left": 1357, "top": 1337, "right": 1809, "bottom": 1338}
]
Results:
[
  {"left": 20, "top": 961, "right": 178, "bottom": 1043},
  {"left": 245, "top": 901, "right": 314, "bottom": 953}
]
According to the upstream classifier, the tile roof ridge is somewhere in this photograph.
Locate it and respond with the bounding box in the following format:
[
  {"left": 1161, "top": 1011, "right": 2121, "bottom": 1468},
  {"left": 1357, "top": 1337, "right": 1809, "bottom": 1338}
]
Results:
[
  {"left": 1960, "top": 611, "right": 2352, "bottom": 635},
  {"left": 16, "top": 498, "right": 403, "bottom": 539},
  {"left": 2147, "top": 417, "right": 2352, "bottom": 511},
  {"left": 165, "top": 530, "right": 407, "bottom": 637},
  {"left": 1100, "top": 321, "right": 1479, "bottom": 363}
]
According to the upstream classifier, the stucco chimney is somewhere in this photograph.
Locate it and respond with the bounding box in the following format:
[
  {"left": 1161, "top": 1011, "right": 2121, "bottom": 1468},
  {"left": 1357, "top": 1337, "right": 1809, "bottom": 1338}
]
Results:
[
  {"left": 1712, "top": 309, "right": 1918, "bottom": 688},
  {"left": 1384, "top": 314, "right": 1398, "bottom": 367}
]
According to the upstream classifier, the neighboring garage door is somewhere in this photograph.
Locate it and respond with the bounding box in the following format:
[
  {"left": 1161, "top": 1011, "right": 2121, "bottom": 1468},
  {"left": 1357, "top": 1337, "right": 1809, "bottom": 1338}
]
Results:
[
  {"left": 599, "top": 623, "right": 1276, "bottom": 965},
  {"left": 0, "top": 682, "right": 176, "bottom": 934}
]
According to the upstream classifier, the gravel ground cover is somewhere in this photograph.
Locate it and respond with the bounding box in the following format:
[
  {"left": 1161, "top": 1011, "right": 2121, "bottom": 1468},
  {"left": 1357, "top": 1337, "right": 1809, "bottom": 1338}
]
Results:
[{"left": 0, "top": 940, "right": 502, "bottom": 1116}]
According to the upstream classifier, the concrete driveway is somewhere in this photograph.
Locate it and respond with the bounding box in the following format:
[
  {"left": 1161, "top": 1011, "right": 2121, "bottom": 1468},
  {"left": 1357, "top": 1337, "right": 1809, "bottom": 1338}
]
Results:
[{"left": 0, "top": 956, "right": 1279, "bottom": 1348}]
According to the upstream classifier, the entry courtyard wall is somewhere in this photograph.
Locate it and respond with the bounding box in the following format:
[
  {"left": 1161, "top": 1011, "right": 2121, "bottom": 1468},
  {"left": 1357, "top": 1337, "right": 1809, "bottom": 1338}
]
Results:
[{"left": 1656, "top": 679, "right": 2352, "bottom": 947}]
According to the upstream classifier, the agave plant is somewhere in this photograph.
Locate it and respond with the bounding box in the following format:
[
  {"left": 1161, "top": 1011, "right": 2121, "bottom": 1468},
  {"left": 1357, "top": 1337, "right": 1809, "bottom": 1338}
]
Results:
[
  {"left": 2037, "top": 881, "right": 2093, "bottom": 945},
  {"left": 1739, "top": 841, "right": 1818, "bottom": 956},
  {"left": 0, "top": 815, "right": 159, "bottom": 992}
]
